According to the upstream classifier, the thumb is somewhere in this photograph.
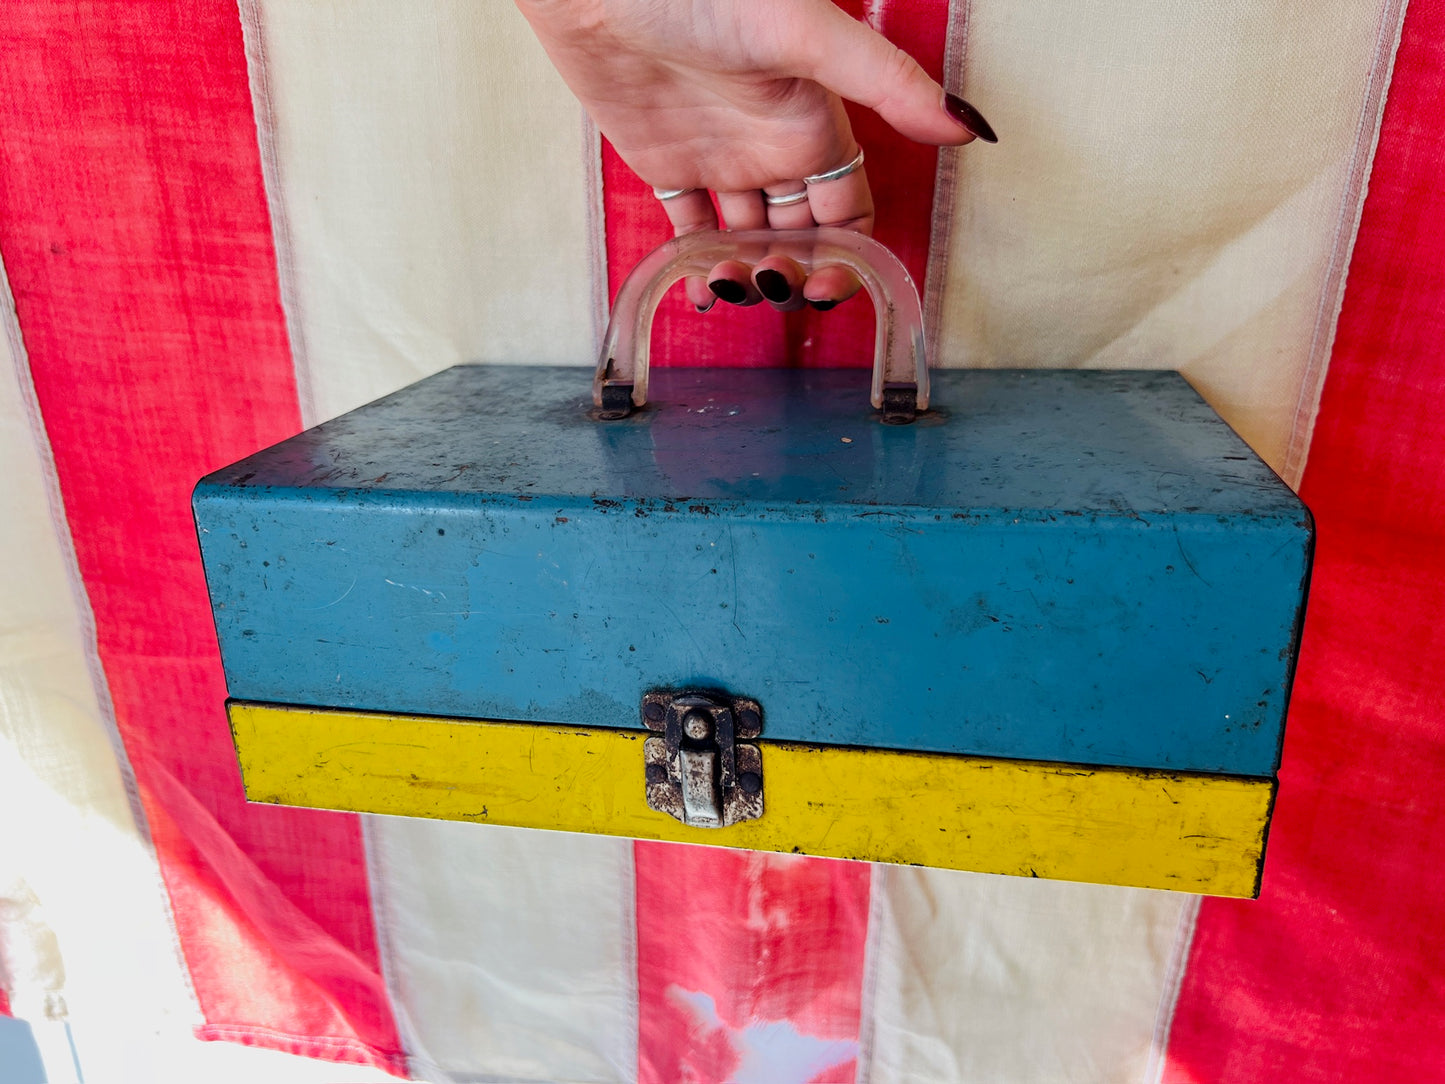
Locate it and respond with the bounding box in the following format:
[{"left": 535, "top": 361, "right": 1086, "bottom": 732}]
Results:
[{"left": 793, "top": 3, "right": 996, "bottom": 146}]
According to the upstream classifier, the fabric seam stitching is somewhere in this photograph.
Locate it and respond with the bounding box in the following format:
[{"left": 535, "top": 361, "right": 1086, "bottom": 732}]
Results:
[
  {"left": 922, "top": 0, "right": 972, "bottom": 371},
  {"left": 235, "top": 0, "right": 320, "bottom": 428},
  {"left": 582, "top": 113, "right": 610, "bottom": 359},
  {"left": 1143, "top": 895, "right": 1202, "bottom": 1084},
  {"left": 1282, "top": 0, "right": 1411, "bottom": 487}
]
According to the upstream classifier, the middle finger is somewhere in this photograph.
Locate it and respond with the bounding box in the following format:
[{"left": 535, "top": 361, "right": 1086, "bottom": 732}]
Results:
[{"left": 763, "top": 183, "right": 816, "bottom": 231}]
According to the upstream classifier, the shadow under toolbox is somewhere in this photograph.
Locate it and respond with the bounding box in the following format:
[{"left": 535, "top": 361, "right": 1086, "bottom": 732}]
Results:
[{"left": 193, "top": 231, "right": 1312, "bottom": 898}]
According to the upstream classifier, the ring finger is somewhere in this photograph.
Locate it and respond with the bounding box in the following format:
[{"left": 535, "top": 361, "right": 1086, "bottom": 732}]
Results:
[{"left": 763, "top": 184, "right": 815, "bottom": 231}]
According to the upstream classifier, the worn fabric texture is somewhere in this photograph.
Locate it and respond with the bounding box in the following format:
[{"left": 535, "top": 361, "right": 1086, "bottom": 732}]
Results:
[{"left": 0, "top": 0, "right": 1441, "bottom": 1081}]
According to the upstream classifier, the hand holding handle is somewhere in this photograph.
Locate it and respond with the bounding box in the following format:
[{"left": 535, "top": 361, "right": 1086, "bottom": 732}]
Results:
[{"left": 593, "top": 228, "right": 929, "bottom": 424}]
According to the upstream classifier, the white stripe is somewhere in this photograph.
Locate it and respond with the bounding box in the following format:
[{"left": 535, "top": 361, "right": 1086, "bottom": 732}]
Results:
[
  {"left": 930, "top": 0, "right": 1400, "bottom": 481},
  {"left": 238, "top": 3, "right": 636, "bottom": 1078},
  {"left": 240, "top": 0, "right": 598, "bottom": 425},
  {"left": 865, "top": 872, "right": 1195, "bottom": 1083},
  {"left": 367, "top": 821, "right": 637, "bottom": 1082}
]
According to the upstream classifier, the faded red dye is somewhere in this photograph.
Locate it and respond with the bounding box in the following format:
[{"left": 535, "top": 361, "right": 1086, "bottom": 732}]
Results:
[
  {"left": 0, "top": 2, "right": 402, "bottom": 1071},
  {"left": 634, "top": 846, "right": 874, "bottom": 1084}
]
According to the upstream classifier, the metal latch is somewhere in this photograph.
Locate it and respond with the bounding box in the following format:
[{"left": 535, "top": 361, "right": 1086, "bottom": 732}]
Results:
[{"left": 642, "top": 690, "right": 763, "bottom": 828}]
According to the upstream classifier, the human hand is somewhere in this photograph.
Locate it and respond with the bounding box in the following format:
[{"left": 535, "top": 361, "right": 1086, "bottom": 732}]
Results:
[{"left": 515, "top": 0, "right": 995, "bottom": 312}]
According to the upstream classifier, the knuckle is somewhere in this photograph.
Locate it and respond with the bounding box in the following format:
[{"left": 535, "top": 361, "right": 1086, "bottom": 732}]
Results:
[{"left": 869, "top": 47, "right": 927, "bottom": 114}]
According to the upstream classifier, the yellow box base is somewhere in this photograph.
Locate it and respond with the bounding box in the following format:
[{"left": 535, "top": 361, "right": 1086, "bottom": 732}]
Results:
[{"left": 229, "top": 701, "right": 1274, "bottom": 897}]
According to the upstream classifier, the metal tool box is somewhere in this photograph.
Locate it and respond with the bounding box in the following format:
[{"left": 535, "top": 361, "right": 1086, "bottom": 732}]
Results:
[{"left": 195, "top": 230, "right": 1311, "bottom": 897}]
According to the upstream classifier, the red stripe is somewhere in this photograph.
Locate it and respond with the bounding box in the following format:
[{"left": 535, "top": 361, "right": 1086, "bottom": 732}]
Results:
[
  {"left": 635, "top": 846, "right": 872, "bottom": 1084},
  {"left": 621, "top": 3, "right": 950, "bottom": 1074},
  {"left": 1166, "top": 3, "right": 1445, "bottom": 1079},
  {"left": 0, "top": 4, "right": 401, "bottom": 1070}
]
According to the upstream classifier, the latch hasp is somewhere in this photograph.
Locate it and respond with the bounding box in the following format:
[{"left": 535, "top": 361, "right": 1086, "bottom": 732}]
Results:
[{"left": 641, "top": 689, "right": 763, "bottom": 828}]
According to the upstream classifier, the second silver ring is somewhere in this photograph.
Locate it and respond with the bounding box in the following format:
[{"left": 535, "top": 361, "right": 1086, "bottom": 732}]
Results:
[
  {"left": 764, "top": 189, "right": 810, "bottom": 207},
  {"left": 804, "top": 148, "right": 865, "bottom": 185}
]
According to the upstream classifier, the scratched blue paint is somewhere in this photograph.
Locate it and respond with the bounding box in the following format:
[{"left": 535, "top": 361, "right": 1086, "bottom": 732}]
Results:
[{"left": 193, "top": 366, "right": 1312, "bottom": 775}]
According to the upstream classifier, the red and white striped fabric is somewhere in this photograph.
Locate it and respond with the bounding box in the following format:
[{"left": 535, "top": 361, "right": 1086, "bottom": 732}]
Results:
[{"left": 1, "top": 1, "right": 1442, "bottom": 1081}]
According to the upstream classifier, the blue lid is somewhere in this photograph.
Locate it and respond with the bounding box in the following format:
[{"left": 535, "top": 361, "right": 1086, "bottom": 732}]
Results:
[{"left": 195, "top": 366, "right": 1311, "bottom": 775}]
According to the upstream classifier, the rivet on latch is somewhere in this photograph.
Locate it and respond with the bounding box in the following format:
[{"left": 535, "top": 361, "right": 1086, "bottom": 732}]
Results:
[
  {"left": 641, "top": 690, "right": 764, "bottom": 828},
  {"left": 682, "top": 710, "right": 712, "bottom": 741}
]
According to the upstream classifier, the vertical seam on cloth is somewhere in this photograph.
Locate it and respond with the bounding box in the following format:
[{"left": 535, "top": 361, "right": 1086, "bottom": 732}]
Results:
[
  {"left": 1281, "top": 0, "right": 1410, "bottom": 488},
  {"left": 359, "top": 815, "right": 430, "bottom": 1082},
  {"left": 582, "top": 112, "right": 610, "bottom": 358},
  {"left": 923, "top": 0, "right": 972, "bottom": 369},
  {"left": 236, "top": 0, "right": 320, "bottom": 428},
  {"left": 854, "top": 863, "right": 890, "bottom": 1084},
  {"left": 1142, "top": 895, "right": 1201, "bottom": 1084},
  {"left": 629, "top": 840, "right": 648, "bottom": 1084},
  {"left": 0, "top": 255, "right": 202, "bottom": 1025},
  {"left": 618, "top": 838, "right": 640, "bottom": 1083}
]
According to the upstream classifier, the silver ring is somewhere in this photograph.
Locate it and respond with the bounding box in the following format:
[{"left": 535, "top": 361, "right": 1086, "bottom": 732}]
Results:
[
  {"left": 652, "top": 187, "right": 696, "bottom": 201},
  {"left": 804, "top": 148, "right": 865, "bottom": 185},
  {"left": 764, "top": 189, "right": 810, "bottom": 207}
]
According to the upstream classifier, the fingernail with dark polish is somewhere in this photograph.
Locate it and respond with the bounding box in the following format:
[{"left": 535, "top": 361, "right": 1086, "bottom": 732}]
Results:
[
  {"left": 754, "top": 269, "right": 792, "bottom": 304},
  {"left": 945, "top": 93, "right": 998, "bottom": 143},
  {"left": 708, "top": 278, "right": 749, "bottom": 304},
  {"left": 808, "top": 298, "right": 838, "bottom": 312},
  {"left": 695, "top": 299, "right": 715, "bottom": 314}
]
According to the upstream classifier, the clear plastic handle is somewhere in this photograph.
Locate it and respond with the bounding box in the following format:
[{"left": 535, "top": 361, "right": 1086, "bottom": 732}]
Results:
[{"left": 593, "top": 228, "right": 929, "bottom": 423}]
